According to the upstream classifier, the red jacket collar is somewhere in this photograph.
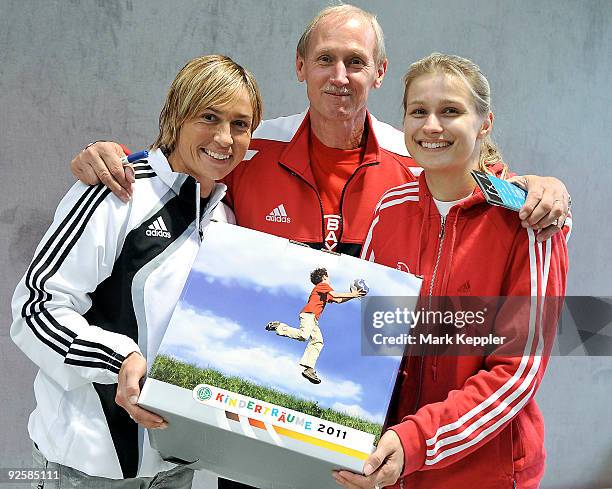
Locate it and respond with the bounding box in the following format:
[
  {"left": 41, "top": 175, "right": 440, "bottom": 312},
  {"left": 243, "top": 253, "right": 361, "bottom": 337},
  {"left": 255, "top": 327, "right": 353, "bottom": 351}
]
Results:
[
  {"left": 277, "top": 110, "right": 383, "bottom": 185},
  {"left": 418, "top": 162, "right": 508, "bottom": 215},
  {"left": 362, "top": 112, "right": 384, "bottom": 164}
]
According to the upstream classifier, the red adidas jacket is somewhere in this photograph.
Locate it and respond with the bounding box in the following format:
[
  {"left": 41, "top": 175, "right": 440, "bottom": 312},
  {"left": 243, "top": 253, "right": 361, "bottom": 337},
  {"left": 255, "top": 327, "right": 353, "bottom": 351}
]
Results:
[
  {"left": 361, "top": 166, "right": 568, "bottom": 489},
  {"left": 223, "top": 110, "right": 418, "bottom": 256}
]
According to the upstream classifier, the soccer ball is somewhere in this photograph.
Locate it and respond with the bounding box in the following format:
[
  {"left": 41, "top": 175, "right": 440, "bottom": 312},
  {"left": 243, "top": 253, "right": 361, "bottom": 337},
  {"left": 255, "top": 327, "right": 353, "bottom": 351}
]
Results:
[{"left": 350, "top": 278, "right": 370, "bottom": 295}]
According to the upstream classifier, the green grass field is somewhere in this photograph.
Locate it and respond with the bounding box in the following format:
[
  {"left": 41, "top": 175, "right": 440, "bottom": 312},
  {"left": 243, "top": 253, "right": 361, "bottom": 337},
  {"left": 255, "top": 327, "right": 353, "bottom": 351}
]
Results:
[{"left": 150, "top": 354, "right": 382, "bottom": 440}]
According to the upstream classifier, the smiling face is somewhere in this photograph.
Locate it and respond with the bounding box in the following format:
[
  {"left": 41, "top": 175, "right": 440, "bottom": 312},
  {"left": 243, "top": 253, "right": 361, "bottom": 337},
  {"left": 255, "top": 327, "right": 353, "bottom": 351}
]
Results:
[
  {"left": 296, "top": 15, "right": 387, "bottom": 127},
  {"left": 168, "top": 87, "right": 253, "bottom": 189},
  {"left": 403, "top": 72, "right": 492, "bottom": 176}
]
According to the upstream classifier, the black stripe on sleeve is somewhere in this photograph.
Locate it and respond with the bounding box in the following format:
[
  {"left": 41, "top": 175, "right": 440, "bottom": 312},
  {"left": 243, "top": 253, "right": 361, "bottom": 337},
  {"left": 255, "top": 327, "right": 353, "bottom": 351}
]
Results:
[
  {"left": 41, "top": 310, "right": 77, "bottom": 339},
  {"left": 29, "top": 313, "right": 72, "bottom": 349},
  {"left": 18, "top": 184, "right": 130, "bottom": 372},
  {"left": 22, "top": 185, "right": 102, "bottom": 317},
  {"left": 131, "top": 164, "right": 152, "bottom": 171},
  {"left": 134, "top": 172, "right": 156, "bottom": 180},
  {"left": 31, "top": 188, "right": 111, "bottom": 315},
  {"left": 24, "top": 315, "right": 69, "bottom": 357},
  {"left": 67, "top": 349, "right": 124, "bottom": 370},
  {"left": 65, "top": 359, "right": 121, "bottom": 374},
  {"left": 72, "top": 338, "right": 127, "bottom": 361}
]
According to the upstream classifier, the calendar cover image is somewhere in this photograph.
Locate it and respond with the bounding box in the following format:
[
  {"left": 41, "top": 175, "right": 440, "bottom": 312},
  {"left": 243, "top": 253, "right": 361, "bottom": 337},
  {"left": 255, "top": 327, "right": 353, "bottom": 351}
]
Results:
[{"left": 139, "top": 222, "right": 422, "bottom": 488}]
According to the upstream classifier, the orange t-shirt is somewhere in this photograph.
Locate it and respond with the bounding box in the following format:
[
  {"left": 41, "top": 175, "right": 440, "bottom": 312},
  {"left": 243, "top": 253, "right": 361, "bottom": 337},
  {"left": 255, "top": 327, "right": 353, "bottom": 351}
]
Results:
[
  {"left": 301, "top": 282, "right": 334, "bottom": 320},
  {"left": 310, "top": 133, "right": 364, "bottom": 252}
]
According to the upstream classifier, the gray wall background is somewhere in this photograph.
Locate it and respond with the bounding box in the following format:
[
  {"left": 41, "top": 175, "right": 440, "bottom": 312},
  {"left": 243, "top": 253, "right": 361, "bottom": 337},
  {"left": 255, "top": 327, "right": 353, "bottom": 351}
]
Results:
[{"left": 1, "top": 1, "right": 610, "bottom": 487}]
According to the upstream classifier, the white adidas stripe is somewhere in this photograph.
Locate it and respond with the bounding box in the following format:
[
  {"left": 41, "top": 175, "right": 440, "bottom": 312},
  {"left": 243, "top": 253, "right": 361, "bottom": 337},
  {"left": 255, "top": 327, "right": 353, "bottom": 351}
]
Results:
[
  {"left": 360, "top": 215, "right": 380, "bottom": 262},
  {"left": 361, "top": 183, "right": 419, "bottom": 262},
  {"left": 427, "top": 381, "right": 538, "bottom": 465},
  {"left": 426, "top": 348, "right": 542, "bottom": 460},
  {"left": 564, "top": 216, "right": 573, "bottom": 242},
  {"left": 376, "top": 181, "right": 419, "bottom": 198},
  {"left": 541, "top": 239, "right": 552, "bottom": 295},
  {"left": 378, "top": 195, "right": 419, "bottom": 212},
  {"left": 375, "top": 183, "right": 419, "bottom": 214}
]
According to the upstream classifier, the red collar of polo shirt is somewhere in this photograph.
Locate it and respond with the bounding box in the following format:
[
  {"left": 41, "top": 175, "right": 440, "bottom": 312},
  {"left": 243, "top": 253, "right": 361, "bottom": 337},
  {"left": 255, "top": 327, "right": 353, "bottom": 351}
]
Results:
[{"left": 277, "top": 111, "right": 382, "bottom": 188}]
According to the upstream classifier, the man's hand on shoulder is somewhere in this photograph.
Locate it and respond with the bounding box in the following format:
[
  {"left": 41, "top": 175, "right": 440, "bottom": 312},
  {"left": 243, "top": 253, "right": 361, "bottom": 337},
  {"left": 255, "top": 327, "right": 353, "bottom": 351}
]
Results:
[
  {"left": 71, "top": 141, "right": 134, "bottom": 203},
  {"left": 509, "top": 175, "right": 571, "bottom": 242}
]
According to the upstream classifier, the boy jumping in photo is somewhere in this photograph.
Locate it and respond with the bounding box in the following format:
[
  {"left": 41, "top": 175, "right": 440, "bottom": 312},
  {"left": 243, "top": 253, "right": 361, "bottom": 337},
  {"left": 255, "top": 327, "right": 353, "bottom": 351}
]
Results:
[{"left": 266, "top": 268, "right": 366, "bottom": 384}]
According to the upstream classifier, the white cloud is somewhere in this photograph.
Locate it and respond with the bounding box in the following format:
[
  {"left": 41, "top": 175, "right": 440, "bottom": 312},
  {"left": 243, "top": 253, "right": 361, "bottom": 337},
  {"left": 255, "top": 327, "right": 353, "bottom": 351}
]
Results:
[
  {"left": 331, "top": 402, "right": 385, "bottom": 424},
  {"left": 160, "top": 305, "right": 363, "bottom": 403},
  {"left": 165, "top": 306, "right": 242, "bottom": 342},
  {"left": 193, "top": 222, "right": 422, "bottom": 301}
]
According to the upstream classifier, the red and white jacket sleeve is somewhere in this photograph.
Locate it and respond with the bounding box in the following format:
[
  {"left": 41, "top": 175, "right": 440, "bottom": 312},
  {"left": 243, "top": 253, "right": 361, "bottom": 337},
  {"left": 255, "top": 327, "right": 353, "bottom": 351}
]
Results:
[{"left": 389, "top": 226, "right": 568, "bottom": 476}]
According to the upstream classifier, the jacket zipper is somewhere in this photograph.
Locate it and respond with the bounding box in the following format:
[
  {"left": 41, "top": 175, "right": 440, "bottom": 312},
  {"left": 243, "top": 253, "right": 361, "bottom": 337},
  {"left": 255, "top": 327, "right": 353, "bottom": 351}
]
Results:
[
  {"left": 430, "top": 216, "right": 447, "bottom": 382},
  {"left": 428, "top": 216, "right": 447, "bottom": 304},
  {"left": 414, "top": 216, "right": 447, "bottom": 409},
  {"left": 195, "top": 181, "right": 203, "bottom": 242},
  {"left": 337, "top": 162, "right": 378, "bottom": 244},
  {"left": 280, "top": 164, "right": 326, "bottom": 245}
]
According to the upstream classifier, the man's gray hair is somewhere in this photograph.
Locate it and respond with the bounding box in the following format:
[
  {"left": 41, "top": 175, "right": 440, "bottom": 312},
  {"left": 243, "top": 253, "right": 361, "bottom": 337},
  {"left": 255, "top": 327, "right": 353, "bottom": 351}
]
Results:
[{"left": 297, "top": 4, "right": 386, "bottom": 66}]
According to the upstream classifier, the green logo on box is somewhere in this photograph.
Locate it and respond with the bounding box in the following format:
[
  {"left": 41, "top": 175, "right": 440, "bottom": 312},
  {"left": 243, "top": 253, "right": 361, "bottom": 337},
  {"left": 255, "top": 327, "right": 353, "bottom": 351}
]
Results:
[{"left": 196, "top": 386, "right": 212, "bottom": 401}]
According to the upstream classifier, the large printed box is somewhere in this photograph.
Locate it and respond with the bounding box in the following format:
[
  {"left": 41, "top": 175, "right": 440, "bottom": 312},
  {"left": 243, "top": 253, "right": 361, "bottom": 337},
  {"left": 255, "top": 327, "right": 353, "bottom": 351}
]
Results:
[{"left": 139, "top": 222, "right": 422, "bottom": 488}]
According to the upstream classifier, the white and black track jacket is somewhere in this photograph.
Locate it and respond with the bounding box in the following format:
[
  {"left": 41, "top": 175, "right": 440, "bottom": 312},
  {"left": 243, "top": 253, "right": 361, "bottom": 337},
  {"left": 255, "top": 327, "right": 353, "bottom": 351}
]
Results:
[{"left": 11, "top": 148, "right": 234, "bottom": 479}]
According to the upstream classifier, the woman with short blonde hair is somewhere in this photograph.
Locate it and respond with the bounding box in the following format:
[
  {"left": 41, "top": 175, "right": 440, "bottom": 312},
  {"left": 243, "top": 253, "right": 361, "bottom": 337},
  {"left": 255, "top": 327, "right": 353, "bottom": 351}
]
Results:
[{"left": 12, "top": 54, "right": 262, "bottom": 488}]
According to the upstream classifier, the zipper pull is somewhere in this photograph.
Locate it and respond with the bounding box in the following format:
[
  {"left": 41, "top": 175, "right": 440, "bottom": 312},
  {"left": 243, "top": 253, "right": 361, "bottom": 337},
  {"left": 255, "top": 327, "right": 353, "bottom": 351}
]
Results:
[
  {"left": 195, "top": 181, "right": 202, "bottom": 242},
  {"left": 439, "top": 216, "right": 446, "bottom": 239}
]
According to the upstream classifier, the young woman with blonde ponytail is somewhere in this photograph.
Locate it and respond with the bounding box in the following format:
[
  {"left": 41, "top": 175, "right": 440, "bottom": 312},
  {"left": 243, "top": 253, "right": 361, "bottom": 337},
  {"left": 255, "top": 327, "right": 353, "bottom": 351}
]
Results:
[{"left": 335, "top": 53, "right": 569, "bottom": 489}]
